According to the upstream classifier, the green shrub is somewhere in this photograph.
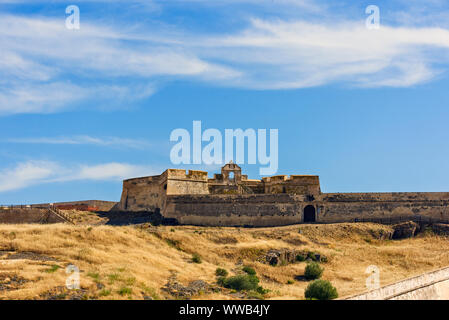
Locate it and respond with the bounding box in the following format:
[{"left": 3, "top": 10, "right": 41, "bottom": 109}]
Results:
[
  {"left": 304, "top": 262, "right": 324, "bottom": 280},
  {"left": 220, "top": 274, "right": 260, "bottom": 291},
  {"left": 192, "top": 253, "right": 202, "bottom": 264},
  {"left": 99, "top": 289, "right": 111, "bottom": 297},
  {"left": 107, "top": 273, "right": 120, "bottom": 284},
  {"left": 304, "top": 280, "right": 338, "bottom": 300},
  {"left": 45, "top": 264, "right": 61, "bottom": 273},
  {"left": 165, "top": 238, "right": 182, "bottom": 251},
  {"left": 242, "top": 266, "right": 256, "bottom": 275},
  {"left": 217, "top": 276, "right": 227, "bottom": 286},
  {"left": 307, "top": 251, "right": 318, "bottom": 261},
  {"left": 247, "top": 290, "right": 265, "bottom": 300},
  {"left": 215, "top": 268, "right": 228, "bottom": 277},
  {"left": 296, "top": 254, "right": 306, "bottom": 262},
  {"left": 118, "top": 287, "right": 132, "bottom": 296},
  {"left": 256, "top": 286, "right": 269, "bottom": 294},
  {"left": 87, "top": 271, "right": 100, "bottom": 281},
  {"left": 287, "top": 280, "right": 294, "bottom": 285}
]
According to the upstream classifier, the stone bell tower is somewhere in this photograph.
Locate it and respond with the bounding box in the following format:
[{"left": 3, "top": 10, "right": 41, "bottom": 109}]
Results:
[{"left": 221, "top": 161, "right": 242, "bottom": 184}]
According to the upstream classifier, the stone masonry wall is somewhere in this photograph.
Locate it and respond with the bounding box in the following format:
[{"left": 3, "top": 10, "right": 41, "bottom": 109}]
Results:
[
  {"left": 118, "top": 175, "right": 166, "bottom": 212},
  {"left": 318, "top": 192, "right": 449, "bottom": 223},
  {"left": 162, "top": 192, "right": 449, "bottom": 226},
  {"left": 164, "top": 194, "right": 306, "bottom": 227},
  {"left": 0, "top": 209, "right": 66, "bottom": 224},
  {"left": 116, "top": 170, "right": 210, "bottom": 212}
]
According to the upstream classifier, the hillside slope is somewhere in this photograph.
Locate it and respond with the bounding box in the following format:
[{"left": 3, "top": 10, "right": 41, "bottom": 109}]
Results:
[{"left": 1, "top": 222, "right": 449, "bottom": 300}]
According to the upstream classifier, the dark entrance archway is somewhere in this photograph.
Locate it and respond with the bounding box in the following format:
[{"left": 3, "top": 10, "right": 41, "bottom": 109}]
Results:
[{"left": 303, "top": 205, "right": 316, "bottom": 223}]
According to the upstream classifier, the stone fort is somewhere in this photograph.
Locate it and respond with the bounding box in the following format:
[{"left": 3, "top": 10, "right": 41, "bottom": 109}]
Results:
[{"left": 115, "top": 162, "right": 449, "bottom": 227}]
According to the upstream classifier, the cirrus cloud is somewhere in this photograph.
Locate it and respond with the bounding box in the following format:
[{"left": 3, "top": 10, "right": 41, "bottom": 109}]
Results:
[
  {"left": 1, "top": 3, "right": 449, "bottom": 115},
  {"left": 0, "top": 161, "right": 158, "bottom": 192},
  {"left": 5, "top": 135, "right": 152, "bottom": 149}
]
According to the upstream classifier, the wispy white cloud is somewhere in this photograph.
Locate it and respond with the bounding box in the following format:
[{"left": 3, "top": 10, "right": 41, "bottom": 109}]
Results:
[
  {"left": 2, "top": 3, "right": 449, "bottom": 115},
  {"left": 0, "top": 82, "right": 88, "bottom": 114},
  {"left": 0, "top": 161, "right": 157, "bottom": 192},
  {"left": 0, "top": 14, "right": 239, "bottom": 115},
  {"left": 6, "top": 135, "right": 152, "bottom": 149},
  {"left": 0, "top": 161, "right": 57, "bottom": 192},
  {"left": 64, "top": 163, "right": 156, "bottom": 181},
  {"left": 193, "top": 19, "right": 449, "bottom": 89},
  {"left": 0, "top": 81, "right": 156, "bottom": 115}
]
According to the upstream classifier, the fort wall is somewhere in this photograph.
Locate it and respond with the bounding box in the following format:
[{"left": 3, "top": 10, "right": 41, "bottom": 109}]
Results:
[
  {"left": 318, "top": 192, "right": 449, "bottom": 223},
  {"left": 51, "top": 200, "right": 116, "bottom": 211},
  {"left": 163, "top": 194, "right": 304, "bottom": 227},
  {"left": 162, "top": 192, "right": 449, "bottom": 226},
  {"left": 166, "top": 169, "right": 209, "bottom": 195},
  {"left": 0, "top": 209, "right": 66, "bottom": 224},
  {"left": 263, "top": 175, "right": 321, "bottom": 195},
  {"left": 116, "top": 169, "right": 210, "bottom": 212},
  {"left": 118, "top": 175, "right": 166, "bottom": 212}
]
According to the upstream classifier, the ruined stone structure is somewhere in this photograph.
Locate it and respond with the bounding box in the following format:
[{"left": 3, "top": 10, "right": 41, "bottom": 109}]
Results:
[{"left": 115, "top": 162, "right": 449, "bottom": 227}]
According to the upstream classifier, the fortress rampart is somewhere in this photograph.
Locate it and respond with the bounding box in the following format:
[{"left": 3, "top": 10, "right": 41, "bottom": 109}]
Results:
[
  {"left": 115, "top": 162, "right": 449, "bottom": 227},
  {"left": 0, "top": 208, "right": 67, "bottom": 224}
]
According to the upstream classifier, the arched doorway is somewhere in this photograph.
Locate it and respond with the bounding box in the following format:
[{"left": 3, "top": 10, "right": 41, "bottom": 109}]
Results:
[{"left": 303, "top": 205, "right": 316, "bottom": 223}]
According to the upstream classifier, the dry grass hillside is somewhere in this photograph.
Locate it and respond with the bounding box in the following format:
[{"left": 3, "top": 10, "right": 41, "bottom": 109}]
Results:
[{"left": 1, "top": 222, "right": 449, "bottom": 300}]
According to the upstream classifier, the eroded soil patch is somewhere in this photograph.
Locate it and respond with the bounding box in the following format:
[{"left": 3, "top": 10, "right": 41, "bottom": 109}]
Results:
[
  {"left": 0, "top": 273, "right": 29, "bottom": 292},
  {"left": 6, "top": 251, "right": 58, "bottom": 262},
  {"left": 39, "top": 286, "right": 90, "bottom": 300}
]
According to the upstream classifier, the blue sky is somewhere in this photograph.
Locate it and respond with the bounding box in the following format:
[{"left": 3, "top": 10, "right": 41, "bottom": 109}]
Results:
[{"left": 1, "top": 0, "right": 449, "bottom": 204}]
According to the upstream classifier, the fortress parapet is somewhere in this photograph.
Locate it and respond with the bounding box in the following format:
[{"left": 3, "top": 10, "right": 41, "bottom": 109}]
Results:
[{"left": 263, "top": 175, "right": 320, "bottom": 195}]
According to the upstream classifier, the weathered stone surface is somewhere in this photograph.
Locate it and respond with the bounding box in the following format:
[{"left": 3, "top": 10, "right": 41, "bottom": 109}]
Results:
[
  {"left": 262, "top": 249, "right": 327, "bottom": 266},
  {"left": 0, "top": 208, "right": 66, "bottom": 224},
  {"left": 161, "top": 278, "right": 214, "bottom": 299},
  {"left": 392, "top": 221, "right": 419, "bottom": 239}
]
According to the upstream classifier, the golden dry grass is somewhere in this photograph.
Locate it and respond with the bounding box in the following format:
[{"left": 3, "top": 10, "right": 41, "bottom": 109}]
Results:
[
  {"left": 1, "top": 222, "right": 449, "bottom": 300},
  {"left": 60, "top": 210, "right": 108, "bottom": 225}
]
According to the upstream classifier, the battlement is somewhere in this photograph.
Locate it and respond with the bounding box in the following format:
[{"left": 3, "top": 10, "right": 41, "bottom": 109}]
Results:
[
  {"left": 123, "top": 174, "right": 163, "bottom": 186},
  {"left": 166, "top": 169, "right": 208, "bottom": 181},
  {"left": 263, "top": 174, "right": 319, "bottom": 182},
  {"left": 262, "top": 175, "right": 287, "bottom": 182}
]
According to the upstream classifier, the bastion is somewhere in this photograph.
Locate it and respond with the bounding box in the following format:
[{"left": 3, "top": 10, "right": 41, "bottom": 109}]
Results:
[{"left": 114, "top": 162, "right": 449, "bottom": 227}]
